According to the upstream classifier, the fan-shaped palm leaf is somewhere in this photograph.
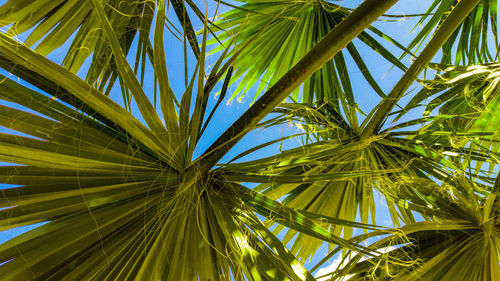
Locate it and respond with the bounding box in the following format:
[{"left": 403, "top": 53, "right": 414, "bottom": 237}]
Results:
[
  {"left": 408, "top": 0, "right": 499, "bottom": 64},
  {"left": 325, "top": 174, "right": 500, "bottom": 281},
  {"left": 398, "top": 62, "right": 500, "bottom": 176},
  {"left": 0, "top": 0, "right": 398, "bottom": 278},
  {"left": 219, "top": 99, "right": 500, "bottom": 261},
  {"left": 0, "top": 25, "right": 322, "bottom": 281},
  {"left": 403, "top": 62, "right": 500, "bottom": 140},
  {"left": 0, "top": 0, "right": 201, "bottom": 96},
  {"left": 216, "top": 0, "right": 487, "bottom": 261},
  {"left": 207, "top": 0, "right": 408, "bottom": 117}
]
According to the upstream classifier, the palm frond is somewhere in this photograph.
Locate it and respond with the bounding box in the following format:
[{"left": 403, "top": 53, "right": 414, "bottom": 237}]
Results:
[
  {"left": 399, "top": 62, "right": 500, "bottom": 176},
  {"left": 196, "top": 0, "right": 399, "bottom": 170},
  {"left": 208, "top": 0, "right": 408, "bottom": 114},
  {"left": 362, "top": 0, "right": 482, "bottom": 137},
  {"left": 403, "top": 62, "right": 500, "bottom": 137},
  {"left": 0, "top": 0, "right": 200, "bottom": 96},
  {"left": 409, "top": 0, "right": 499, "bottom": 64},
  {"left": 329, "top": 175, "right": 500, "bottom": 281},
  {"left": 0, "top": 0, "right": 498, "bottom": 279},
  {"left": 218, "top": 99, "right": 498, "bottom": 261},
  {"left": 0, "top": 4, "right": 389, "bottom": 277}
]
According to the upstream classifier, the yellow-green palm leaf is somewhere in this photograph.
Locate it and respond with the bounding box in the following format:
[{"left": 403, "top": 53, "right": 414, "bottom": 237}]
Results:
[
  {"left": 0, "top": 0, "right": 398, "bottom": 278},
  {"left": 0, "top": 0, "right": 201, "bottom": 96},
  {"left": 331, "top": 175, "right": 500, "bottom": 281}
]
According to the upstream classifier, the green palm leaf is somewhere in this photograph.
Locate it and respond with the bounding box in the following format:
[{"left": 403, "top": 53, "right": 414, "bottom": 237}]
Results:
[
  {"left": 217, "top": 46, "right": 498, "bottom": 259},
  {"left": 403, "top": 62, "right": 500, "bottom": 136},
  {"left": 399, "top": 62, "right": 500, "bottom": 176},
  {"left": 0, "top": 0, "right": 497, "bottom": 279},
  {"left": 0, "top": 0, "right": 397, "bottom": 277},
  {"left": 328, "top": 175, "right": 500, "bottom": 281},
  {"left": 208, "top": 0, "right": 408, "bottom": 114},
  {"left": 408, "top": 0, "right": 499, "bottom": 64},
  {"left": 0, "top": 36, "right": 317, "bottom": 281},
  {"left": 218, "top": 99, "right": 496, "bottom": 260}
]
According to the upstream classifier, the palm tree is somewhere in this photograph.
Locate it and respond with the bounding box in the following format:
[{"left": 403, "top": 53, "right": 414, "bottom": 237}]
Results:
[{"left": 0, "top": 0, "right": 497, "bottom": 280}]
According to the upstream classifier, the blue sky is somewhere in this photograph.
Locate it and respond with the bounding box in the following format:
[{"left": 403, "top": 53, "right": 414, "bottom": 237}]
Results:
[{"left": 0, "top": 0, "right": 440, "bottom": 275}]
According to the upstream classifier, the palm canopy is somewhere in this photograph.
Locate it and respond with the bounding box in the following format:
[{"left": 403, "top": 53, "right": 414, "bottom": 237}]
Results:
[
  {"left": 207, "top": 0, "right": 408, "bottom": 108},
  {"left": 319, "top": 174, "right": 500, "bottom": 281},
  {"left": 0, "top": 0, "right": 498, "bottom": 280},
  {"left": 221, "top": 94, "right": 497, "bottom": 260}
]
